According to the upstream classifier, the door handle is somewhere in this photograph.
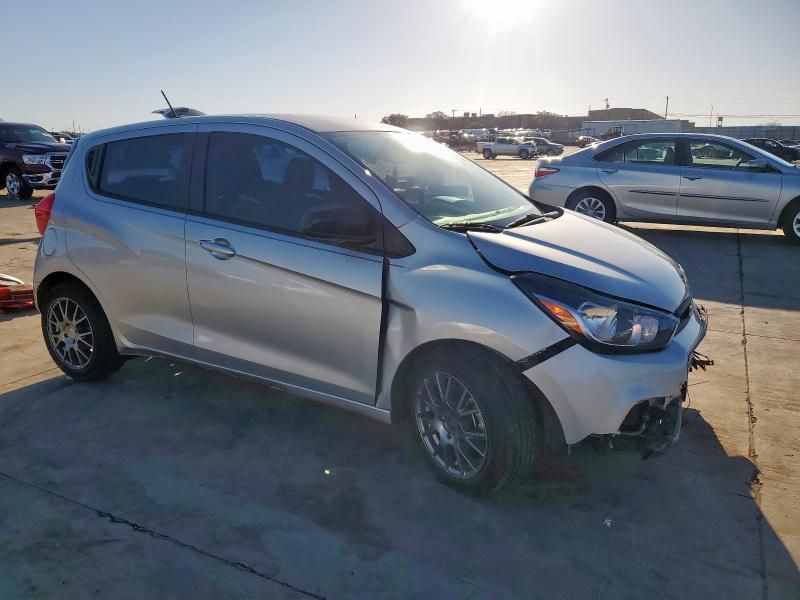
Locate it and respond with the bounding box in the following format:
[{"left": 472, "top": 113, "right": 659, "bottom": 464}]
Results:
[
  {"left": 602, "top": 168, "right": 618, "bottom": 174},
  {"left": 198, "top": 238, "right": 236, "bottom": 260},
  {"left": 683, "top": 175, "right": 703, "bottom": 181}
]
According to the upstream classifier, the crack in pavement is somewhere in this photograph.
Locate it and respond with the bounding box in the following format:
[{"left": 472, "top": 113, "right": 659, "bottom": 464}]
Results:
[
  {"left": 0, "top": 471, "right": 326, "bottom": 599},
  {"left": 736, "top": 231, "right": 767, "bottom": 600}
]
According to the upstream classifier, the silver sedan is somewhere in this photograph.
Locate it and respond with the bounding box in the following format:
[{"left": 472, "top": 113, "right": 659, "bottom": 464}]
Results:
[{"left": 529, "top": 133, "right": 800, "bottom": 243}]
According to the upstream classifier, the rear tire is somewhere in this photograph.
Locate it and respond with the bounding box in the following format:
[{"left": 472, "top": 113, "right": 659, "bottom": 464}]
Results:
[
  {"left": 407, "top": 345, "right": 537, "bottom": 494},
  {"left": 41, "top": 282, "right": 124, "bottom": 382},
  {"left": 781, "top": 200, "right": 800, "bottom": 244},
  {"left": 566, "top": 188, "right": 616, "bottom": 223},
  {"left": 518, "top": 148, "right": 530, "bottom": 160}
]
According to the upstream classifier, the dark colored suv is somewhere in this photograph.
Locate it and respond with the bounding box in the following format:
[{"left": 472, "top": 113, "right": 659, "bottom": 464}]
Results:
[
  {"left": 742, "top": 138, "right": 800, "bottom": 163},
  {"left": 0, "top": 123, "right": 71, "bottom": 199}
]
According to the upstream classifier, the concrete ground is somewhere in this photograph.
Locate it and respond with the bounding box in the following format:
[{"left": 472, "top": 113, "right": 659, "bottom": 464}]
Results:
[{"left": 1, "top": 159, "right": 798, "bottom": 598}]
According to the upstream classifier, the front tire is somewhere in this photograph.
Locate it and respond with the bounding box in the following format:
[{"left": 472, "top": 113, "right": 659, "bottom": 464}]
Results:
[
  {"left": 518, "top": 148, "right": 530, "bottom": 160},
  {"left": 782, "top": 200, "right": 800, "bottom": 244},
  {"left": 408, "top": 346, "right": 537, "bottom": 494},
  {"left": 4, "top": 168, "right": 31, "bottom": 199},
  {"left": 41, "top": 283, "right": 124, "bottom": 381},
  {"left": 482, "top": 148, "right": 493, "bottom": 159}
]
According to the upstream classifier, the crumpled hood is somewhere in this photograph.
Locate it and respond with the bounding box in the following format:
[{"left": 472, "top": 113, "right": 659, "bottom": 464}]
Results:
[
  {"left": 5, "top": 142, "right": 71, "bottom": 153},
  {"left": 468, "top": 212, "right": 688, "bottom": 312}
]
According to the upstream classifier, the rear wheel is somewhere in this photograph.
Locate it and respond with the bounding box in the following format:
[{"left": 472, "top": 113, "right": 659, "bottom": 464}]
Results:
[
  {"left": 566, "top": 189, "right": 616, "bottom": 223},
  {"left": 41, "top": 283, "right": 124, "bottom": 381},
  {"left": 782, "top": 200, "right": 800, "bottom": 244},
  {"left": 518, "top": 148, "right": 530, "bottom": 160},
  {"left": 482, "top": 148, "right": 493, "bottom": 159},
  {"left": 408, "top": 346, "right": 537, "bottom": 494}
]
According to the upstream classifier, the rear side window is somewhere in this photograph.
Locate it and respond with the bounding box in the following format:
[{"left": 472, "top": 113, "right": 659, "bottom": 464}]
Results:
[
  {"left": 204, "top": 132, "right": 384, "bottom": 252},
  {"left": 596, "top": 140, "right": 676, "bottom": 165},
  {"left": 91, "top": 133, "right": 191, "bottom": 210}
]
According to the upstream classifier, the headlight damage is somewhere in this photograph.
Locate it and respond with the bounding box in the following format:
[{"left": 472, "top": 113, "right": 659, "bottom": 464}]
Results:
[{"left": 513, "top": 273, "right": 680, "bottom": 353}]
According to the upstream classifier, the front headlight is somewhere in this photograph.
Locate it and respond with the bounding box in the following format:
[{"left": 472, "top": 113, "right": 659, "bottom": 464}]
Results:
[
  {"left": 513, "top": 272, "right": 679, "bottom": 353},
  {"left": 22, "top": 154, "right": 47, "bottom": 165}
]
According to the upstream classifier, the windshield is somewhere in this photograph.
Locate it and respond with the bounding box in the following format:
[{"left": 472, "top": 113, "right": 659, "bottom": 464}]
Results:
[
  {"left": 324, "top": 131, "right": 538, "bottom": 226},
  {"left": 0, "top": 126, "right": 57, "bottom": 144}
]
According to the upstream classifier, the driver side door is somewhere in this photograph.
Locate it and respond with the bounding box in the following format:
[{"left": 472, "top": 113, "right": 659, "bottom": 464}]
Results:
[
  {"left": 185, "top": 124, "right": 386, "bottom": 404},
  {"left": 677, "top": 139, "right": 782, "bottom": 225}
]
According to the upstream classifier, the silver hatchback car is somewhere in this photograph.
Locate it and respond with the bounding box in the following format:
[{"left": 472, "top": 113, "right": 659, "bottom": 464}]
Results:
[
  {"left": 530, "top": 133, "right": 800, "bottom": 243},
  {"left": 33, "top": 115, "right": 707, "bottom": 493}
]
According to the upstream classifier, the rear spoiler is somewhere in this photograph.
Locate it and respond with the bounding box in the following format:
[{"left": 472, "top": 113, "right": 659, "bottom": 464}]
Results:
[{"left": 152, "top": 107, "right": 206, "bottom": 119}]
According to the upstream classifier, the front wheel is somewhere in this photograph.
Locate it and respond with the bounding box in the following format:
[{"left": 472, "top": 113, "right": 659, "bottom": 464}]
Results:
[
  {"left": 4, "top": 168, "right": 31, "bottom": 199},
  {"left": 409, "top": 346, "right": 537, "bottom": 494},
  {"left": 482, "top": 148, "right": 493, "bottom": 159},
  {"left": 782, "top": 201, "right": 800, "bottom": 244},
  {"left": 518, "top": 149, "right": 530, "bottom": 160},
  {"left": 41, "top": 283, "right": 125, "bottom": 381}
]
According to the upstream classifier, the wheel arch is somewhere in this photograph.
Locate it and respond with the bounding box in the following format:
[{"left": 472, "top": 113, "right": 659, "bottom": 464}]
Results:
[
  {"left": 389, "top": 338, "right": 566, "bottom": 453},
  {"left": 36, "top": 271, "right": 98, "bottom": 311},
  {"left": 777, "top": 195, "right": 800, "bottom": 227}
]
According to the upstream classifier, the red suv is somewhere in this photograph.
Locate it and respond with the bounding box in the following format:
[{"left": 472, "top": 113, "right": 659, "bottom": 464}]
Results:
[{"left": 0, "top": 122, "right": 71, "bottom": 199}]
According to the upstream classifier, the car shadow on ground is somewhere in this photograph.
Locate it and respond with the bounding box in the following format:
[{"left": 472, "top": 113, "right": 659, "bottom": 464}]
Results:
[{"left": 0, "top": 357, "right": 797, "bottom": 598}]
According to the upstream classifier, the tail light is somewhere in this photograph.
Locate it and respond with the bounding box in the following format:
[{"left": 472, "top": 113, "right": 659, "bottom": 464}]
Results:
[
  {"left": 34, "top": 193, "right": 55, "bottom": 235},
  {"left": 535, "top": 166, "right": 560, "bottom": 178}
]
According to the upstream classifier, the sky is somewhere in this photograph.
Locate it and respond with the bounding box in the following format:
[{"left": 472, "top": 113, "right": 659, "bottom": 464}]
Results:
[{"left": 2, "top": 0, "right": 798, "bottom": 132}]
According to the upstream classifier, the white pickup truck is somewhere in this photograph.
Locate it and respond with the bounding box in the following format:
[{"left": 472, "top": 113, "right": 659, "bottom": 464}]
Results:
[{"left": 476, "top": 136, "right": 537, "bottom": 160}]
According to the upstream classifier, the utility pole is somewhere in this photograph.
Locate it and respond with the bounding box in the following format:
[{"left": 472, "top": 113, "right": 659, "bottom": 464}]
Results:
[
  {"left": 709, "top": 105, "right": 714, "bottom": 127},
  {"left": 664, "top": 96, "right": 669, "bottom": 119}
]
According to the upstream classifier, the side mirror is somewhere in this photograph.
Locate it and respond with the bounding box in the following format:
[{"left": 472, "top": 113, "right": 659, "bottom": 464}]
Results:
[
  {"left": 302, "top": 205, "right": 378, "bottom": 246},
  {"left": 738, "top": 158, "right": 768, "bottom": 171}
]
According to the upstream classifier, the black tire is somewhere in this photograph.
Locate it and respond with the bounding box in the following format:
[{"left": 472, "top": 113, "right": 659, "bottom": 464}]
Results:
[
  {"left": 566, "top": 188, "right": 617, "bottom": 223},
  {"left": 781, "top": 200, "right": 800, "bottom": 244},
  {"left": 18, "top": 184, "right": 34, "bottom": 199},
  {"left": 408, "top": 345, "right": 537, "bottom": 494},
  {"left": 41, "top": 282, "right": 124, "bottom": 382},
  {"left": 482, "top": 148, "right": 493, "bottom": 159},
  {"left": 3, "top": 167, "right": 25, "bottom": 199},
  {"left": 518, "top": 148, "right": 530, "bottom": 160}
]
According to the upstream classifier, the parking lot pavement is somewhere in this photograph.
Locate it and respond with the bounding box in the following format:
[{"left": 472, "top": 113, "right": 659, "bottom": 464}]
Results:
[{"left": 1, "top": 183, "right": 798, "bottom": 598}]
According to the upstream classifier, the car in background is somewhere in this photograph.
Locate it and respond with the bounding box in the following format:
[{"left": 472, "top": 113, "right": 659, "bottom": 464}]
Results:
[
  {"left": 523, "top": 137, "right": 564, "bottom": 156},
  {"left": 529, "top": 133, "right": 800, "bottom": 243},
  {"left": 49, "top": 132, "right": 74, "bottom": 145},
  {"left": 32, "top": 114, "right": 707, "bottom": 493},
  {"left": 0, "top": 123, "right": 71, "bottom": 199},
  {"left": 778, "top": 139, "right": 800, "bottom": 148},
  {"left": 576, "top": 135, "right": 599, "bottom": 148},
  {"left": 477, "top": 136, "right": 536, "bottom": 159},
  {"left": 742, "top": 138, "right": 800, "bottom": 162}
]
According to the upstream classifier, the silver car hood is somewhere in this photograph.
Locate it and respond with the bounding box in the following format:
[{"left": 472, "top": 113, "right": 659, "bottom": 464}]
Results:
[{"left": 468, "top": 212, "right": 688, "bottom": 312}]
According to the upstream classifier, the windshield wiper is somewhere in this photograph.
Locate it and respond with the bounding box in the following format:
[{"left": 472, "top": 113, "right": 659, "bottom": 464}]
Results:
[
  {"left": 439, "top": 222, "right": 504, "bottom": 233},
  {"left": 505, "top": 210, "right": 560, "bottom": 229}
]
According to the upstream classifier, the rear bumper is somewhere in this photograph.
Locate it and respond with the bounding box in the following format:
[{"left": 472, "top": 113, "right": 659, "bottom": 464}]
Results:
[
  {"left": 528, "top": 181, "right": 575, "bottom": 207},
  {"left": 523, "top": 304, "right": 708, "bottom": 445}
]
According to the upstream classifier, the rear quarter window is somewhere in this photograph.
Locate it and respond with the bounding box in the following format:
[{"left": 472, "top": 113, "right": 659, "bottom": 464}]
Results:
[{"left": 89, "top": 133, "right": 191, "bottom": 210}]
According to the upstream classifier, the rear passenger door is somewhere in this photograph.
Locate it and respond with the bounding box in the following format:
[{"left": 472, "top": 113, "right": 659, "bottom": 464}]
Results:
[
  {"left": 69, "top": 126, "right": 196, "bottom": 355},
  {"left": 185, "top": 124, "right": 386, "bottom": 404},
  {"left": 595, "top": 138, "right": 680, "bottom": 218}
]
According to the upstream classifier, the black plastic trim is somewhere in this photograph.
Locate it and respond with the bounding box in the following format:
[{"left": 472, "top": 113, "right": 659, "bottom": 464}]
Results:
[
  {"left": 374, "top": 257, "right": 391, "bottom": 403},
  {"left": 517, "top": 338, "right": 577, "bottom": 371}
]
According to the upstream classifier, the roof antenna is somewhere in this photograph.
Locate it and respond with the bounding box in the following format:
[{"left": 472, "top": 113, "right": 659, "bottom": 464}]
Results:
[{"left": 161, "top": 89, "right": 177, "bottom": 119}]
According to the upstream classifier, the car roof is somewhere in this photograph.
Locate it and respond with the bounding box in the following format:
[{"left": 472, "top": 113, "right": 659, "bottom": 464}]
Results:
[
  {"left": 77, "top": 114, "right": 404, "bottom": 144},
  {"left": 0, "top": 122, "right": 45, "bottom": 128}
]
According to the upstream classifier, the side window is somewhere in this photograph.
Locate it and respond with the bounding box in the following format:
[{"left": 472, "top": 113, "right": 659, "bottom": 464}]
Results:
[
  {"left": 85, "top": 146, "right": 103, "bottom": 189},
  {"left": 97, "top": 133, "right": 190, "bottom": 210},
  {"left": 204, "top": 132, "right": 383, "bottom": 252},
  {"left": 689, "top": 141, "right": 753, "bottom": 170},
  {"left": 598, "top": 140, "right": 676, "bottom": 165}
]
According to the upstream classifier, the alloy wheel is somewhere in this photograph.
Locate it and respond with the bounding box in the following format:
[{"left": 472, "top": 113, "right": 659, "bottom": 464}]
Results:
[
  {"left": 414, "top": 371, "right": 488, "bottom": 478},
  {"left": 574, "top": 197, "right": 606, "bottom": 220},
  {"left": 46, "top": 297, "right": 95, "bottom": 370},
  {"left": 5, "top": 173, "right": 20, "bottom": 196},
  {"left": 794, "top": 211, "right": 800, "bottom": 238}
]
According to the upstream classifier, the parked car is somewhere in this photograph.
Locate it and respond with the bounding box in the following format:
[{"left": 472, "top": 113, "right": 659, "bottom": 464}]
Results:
[
  {"left": 477, "top": 136, "right": 536, "bottom": 159},
  {"left": 778, "top": 139, "right": 800, "bottom": 148},
  {"left": 33, "top": 115, "right": 708, "bottom": 493},
  {"left": 524, "top": 137, "right": 564, "bottom": 156},
  {"left": 0, "top": 123, "right": 71, "bottom": 199},
  {"left": 530, "top": 133, "right": 800, "bottom": 243},
  {"left": 49, "top": 132, "right": 74, "bottom": 145},
  {"left": 576, "top": 135, "right": 599, "bottom": 148},
  {"left": 742, "top": 138, "right": 800, "bottom": 162}
]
